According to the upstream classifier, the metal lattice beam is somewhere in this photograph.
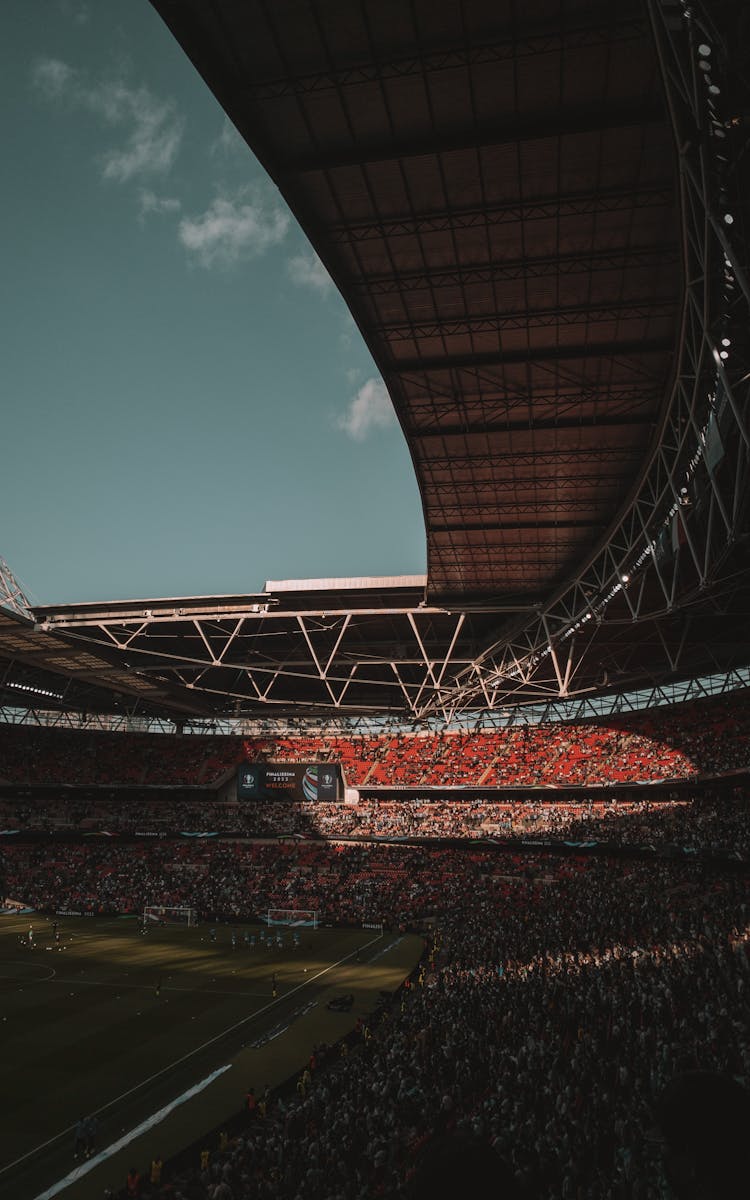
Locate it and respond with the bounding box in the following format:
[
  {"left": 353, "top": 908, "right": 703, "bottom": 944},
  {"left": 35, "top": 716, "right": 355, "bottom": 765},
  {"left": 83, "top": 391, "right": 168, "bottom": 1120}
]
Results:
[
  {"left": 414, "top": 0, "right": 750, "bottom": 718},
  {"left": 0, "top": 559, "right": 33, "bottom": 621},
  {"left": 329, "top": 184, "right": 675, "bottom": 244},
  {"left": 245, "top": 16, "right": 648, "bottom": 100}
]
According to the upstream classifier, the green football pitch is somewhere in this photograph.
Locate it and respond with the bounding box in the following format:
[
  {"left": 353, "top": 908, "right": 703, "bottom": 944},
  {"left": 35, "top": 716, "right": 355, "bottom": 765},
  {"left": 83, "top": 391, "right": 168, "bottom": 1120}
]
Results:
[{"left": 0, "top": 911, "right": 422, "bottom": 1200}]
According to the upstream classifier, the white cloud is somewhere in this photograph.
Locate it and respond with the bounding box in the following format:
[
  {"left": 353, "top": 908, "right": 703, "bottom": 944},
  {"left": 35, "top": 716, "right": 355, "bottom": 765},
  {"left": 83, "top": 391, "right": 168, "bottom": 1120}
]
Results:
[
  {"left": 31, "top": 57, "right": 183, "bottom": 182},
  {"left": 286, "top": 250, "right": 333, "bottom": 294},
  {"left": 211, "top": 118, "right": 246, "bottom": 158},
  {"left": 31, "top": 57, "right": 77, "bottom": 98},
  {"left": 337, "top": 378, "right": 396, "bottom": 441},
  {"left": 97, "top": 84, "right": 183, "bottom": 181},
  {"left": 178, "top": 188, "right": 291, "bottom": 268},
  {"left": 138, "top": 189, "right": 182, "bottom": 220},
  {"left": 338, "top": 310, "right": 357, "bottom": 350}
]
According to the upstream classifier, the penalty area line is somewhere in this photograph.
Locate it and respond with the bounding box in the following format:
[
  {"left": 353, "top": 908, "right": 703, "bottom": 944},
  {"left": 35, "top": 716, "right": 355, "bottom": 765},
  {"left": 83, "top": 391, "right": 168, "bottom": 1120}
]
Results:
[{"left": 32, "top": 1064, "right": 232, "bottom": 1200}]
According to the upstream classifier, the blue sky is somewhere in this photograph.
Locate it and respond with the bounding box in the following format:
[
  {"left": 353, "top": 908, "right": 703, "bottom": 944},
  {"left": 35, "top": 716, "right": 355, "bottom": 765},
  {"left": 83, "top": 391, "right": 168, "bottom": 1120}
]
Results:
[{"left": 1, "top": 0, "right": 426, "bottom": 605}]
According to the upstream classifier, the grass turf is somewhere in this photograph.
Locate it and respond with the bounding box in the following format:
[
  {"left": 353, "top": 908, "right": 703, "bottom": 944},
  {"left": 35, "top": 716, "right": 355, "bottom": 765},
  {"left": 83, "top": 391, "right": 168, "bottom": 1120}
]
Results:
[{"left": 0, "top": 911, "right": 422, "bottom": 1200}]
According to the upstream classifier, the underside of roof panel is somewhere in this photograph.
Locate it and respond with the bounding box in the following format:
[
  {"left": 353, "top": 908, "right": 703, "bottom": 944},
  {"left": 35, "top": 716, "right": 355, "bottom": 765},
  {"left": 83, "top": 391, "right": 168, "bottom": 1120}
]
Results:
[{"left": 151, "top": 0, "right": 681, "bottom": 605}]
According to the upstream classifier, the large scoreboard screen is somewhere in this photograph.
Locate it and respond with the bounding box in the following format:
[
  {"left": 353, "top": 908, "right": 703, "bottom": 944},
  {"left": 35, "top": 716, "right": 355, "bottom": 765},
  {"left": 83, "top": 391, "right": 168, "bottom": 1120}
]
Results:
[{"left": 237, "top": 762, "right": 341, "bottom": 802}]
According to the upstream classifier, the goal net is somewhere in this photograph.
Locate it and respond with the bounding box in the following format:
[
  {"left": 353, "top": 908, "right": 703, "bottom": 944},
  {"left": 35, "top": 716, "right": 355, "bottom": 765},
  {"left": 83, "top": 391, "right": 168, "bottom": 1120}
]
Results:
[
  {"left": 143, "top": 905, "right": 197, "bottom": 927},
  {"left": 267, "top": 908, "right": 318, "bottom": 928}
]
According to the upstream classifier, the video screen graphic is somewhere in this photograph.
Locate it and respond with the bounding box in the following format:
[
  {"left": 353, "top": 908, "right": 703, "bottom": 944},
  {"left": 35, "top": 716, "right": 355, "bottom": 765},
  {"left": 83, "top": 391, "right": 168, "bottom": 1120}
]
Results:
[{"left": 237, "top": 762, "right": 340, "bottom": 802}]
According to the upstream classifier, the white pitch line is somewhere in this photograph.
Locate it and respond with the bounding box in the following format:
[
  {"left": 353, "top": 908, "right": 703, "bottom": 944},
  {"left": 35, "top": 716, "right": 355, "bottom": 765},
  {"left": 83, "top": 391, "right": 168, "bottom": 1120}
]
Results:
[
  {"left": 0, "top": 929, "right": 385, "bottom": 1177},
  {"left": 0, "top": 960, "right": 57, "bottom": 983},
  {"left": 32, "top": 1064, "right": 232, "bottom": 1200}
]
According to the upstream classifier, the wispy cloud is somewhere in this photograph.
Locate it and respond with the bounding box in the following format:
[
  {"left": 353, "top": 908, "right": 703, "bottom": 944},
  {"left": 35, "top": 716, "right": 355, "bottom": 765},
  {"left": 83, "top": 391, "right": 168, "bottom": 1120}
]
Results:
[
  {"left": 211, "top": 118, "right": 246, "bottom": 158},
  {"left": 31, "top": 57, "right": 183, "bottom": 182},
  {"left": 138, "top": 189, "right": 182, "bottom": 221},
  {"left": 32, "top": 57, "right": 76, "bottom": 97},
  {"left": 178, "top": 187, "right": 291, "bottom": 269},
  {"left": 337, "top": 378, "right": 396, "bottom": 441},
  {"left": 97, "top": 84, "right": 183, "bottom": 181},
  {"left": 287, "top": 250, "right": 333, "bottom": 294},
  {"left": 338, "top": 309, "right": 357, "bottom": 351}
]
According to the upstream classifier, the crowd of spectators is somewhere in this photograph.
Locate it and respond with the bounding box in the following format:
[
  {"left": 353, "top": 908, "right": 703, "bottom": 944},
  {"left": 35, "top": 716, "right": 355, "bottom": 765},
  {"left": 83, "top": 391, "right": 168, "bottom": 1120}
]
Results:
[
  {"left": 0, "top": 726, "right": 231, "bottom": 787},
  {"left": 82, "top": 847, "right": 750, "bottom": 1200},
  {"left": 0, "top": 795, "right": 241, "bottom": 834},
  {"left": 5, "top": 696, "right": 750, "bottom": 1196},
  {"left": 245, "top": 692, "right": 750, "bottom": 784},
  {"left": 3, "top": 689, "right": 750, "bottom": 790},
  {"left": 3, "top": 764, "right": 750, "bottom": 1198},
  {"left": 510, "top": 790, "right": 750, "bottom": 853},
  {"left": 2, "top": 789, "right": 749, "bottom": 855},
  {"left": 1, "top": 840, "right": 536, "bottom": 927},
  {"left": 347, "top": 790, "right": 750, "bottom": 854}
]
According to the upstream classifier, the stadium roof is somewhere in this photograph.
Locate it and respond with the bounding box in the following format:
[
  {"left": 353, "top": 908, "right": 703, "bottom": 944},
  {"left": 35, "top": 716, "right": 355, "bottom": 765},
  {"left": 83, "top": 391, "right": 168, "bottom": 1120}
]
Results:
[
  {"left": 1, "top": 1, "right": 748, "bottom": 724},
  {"left": 151, "top": 0, "right": 681, "bottom": 606},
  {"left": 25, "top": 579, "right": 512, "bottom": 719}
]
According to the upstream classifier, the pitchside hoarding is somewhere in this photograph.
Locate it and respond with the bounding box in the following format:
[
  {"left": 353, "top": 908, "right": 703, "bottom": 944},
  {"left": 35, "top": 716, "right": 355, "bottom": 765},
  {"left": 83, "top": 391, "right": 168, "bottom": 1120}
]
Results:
[{"left": 237, "top": 762, "right": 341, "bottom": 802}]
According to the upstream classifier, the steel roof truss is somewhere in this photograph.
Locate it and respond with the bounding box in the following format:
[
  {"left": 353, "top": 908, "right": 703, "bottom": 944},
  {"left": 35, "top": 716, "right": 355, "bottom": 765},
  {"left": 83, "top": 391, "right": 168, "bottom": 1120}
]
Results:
[
  {"left": 329, "top": 184, "right": 674, "bottom": 245},
  {"left": 246, "top": 15, "right": 647, "bottom": 100},
  {"left": 193, "top": 619, "right": 220, "bottom": 666},
  {"left": 334, "top": 662, "right": 362, "bottom": 711},
  {"left": 417, "top": 1, "right": 750, "bottom": 717},
  {"left": 243, "top": 669, "right": 266, "bottom": 702},
  {"left": 434, "top": 614, "right": 465, "bottom": 690},
  {"left": 0, "top": 559, "right": 33, "bottom": 621},
  {"left": 358, "top": 244, "right": 678, "bottom": 296},
  {"left": 296, "top": 615, "right": 353, "bottom": 707},
  {"left": 389, "top": 662, "right": 417, "bottom": 715},
  {"left": 215, "top": 618, "right": 246, "bottom": 665},
  {"left": 406, "top": 613, "right": 440, "bottom": 710},
  {"left": 381, "top": 299, "right": 677, "bottom": 342}
]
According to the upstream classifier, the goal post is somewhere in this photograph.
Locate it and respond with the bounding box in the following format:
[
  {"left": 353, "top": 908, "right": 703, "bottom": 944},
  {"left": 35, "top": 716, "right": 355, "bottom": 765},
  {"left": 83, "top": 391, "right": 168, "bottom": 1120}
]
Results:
[
  {"left": 142, "top": 905, "right": 197, "bottom": 927},
  {"left": 267, "top": 908, "right": 318, "bottom": 928}
]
